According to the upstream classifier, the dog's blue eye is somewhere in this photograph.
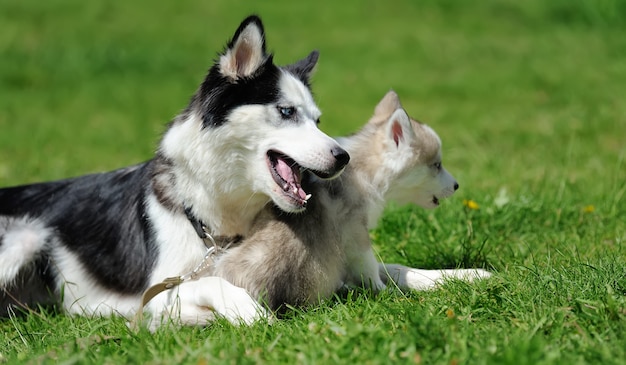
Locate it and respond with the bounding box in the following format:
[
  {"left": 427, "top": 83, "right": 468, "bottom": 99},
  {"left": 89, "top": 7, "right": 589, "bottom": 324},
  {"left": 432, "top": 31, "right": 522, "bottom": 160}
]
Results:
[{"left": 278, "top": 106, "right": 295, "bottom": 118}]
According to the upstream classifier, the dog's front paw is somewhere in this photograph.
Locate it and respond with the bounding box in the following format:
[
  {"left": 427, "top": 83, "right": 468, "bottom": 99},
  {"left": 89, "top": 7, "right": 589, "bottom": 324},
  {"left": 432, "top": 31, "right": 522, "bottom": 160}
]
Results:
[
  {"left": 211, "top": 284, "right": 271, "bottom": 325},
  {"left": 188, "top": 276, "right": 270, "bottom": 325},
  {"left": 155, "top": 276, "right": 271, "bottom": 327}
]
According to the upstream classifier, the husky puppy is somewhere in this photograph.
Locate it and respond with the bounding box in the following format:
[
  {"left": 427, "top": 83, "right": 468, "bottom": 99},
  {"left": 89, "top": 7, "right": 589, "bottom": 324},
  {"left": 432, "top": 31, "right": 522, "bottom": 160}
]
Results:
[
  {"left": 169, "top": 91, "right": 490, "bottom": 323},
  {"left": 0, "top": 16, "right": 349, "bottom": 321}
]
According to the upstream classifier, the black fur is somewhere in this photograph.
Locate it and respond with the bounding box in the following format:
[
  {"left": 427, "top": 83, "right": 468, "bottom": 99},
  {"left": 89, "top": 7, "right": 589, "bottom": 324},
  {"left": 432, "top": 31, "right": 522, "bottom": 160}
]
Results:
[
  {"left": 1, "top": 250, "right": 57, "bottom": 316},
  {"left": 196, "top": 58, "right": 281, "bottom": 128},
  {"left": 283, "top": 50, "right": 319, "bottom": 88},
  {"left": 190, "top": 16, "right": 319, "bottom": 128},
  {"left": 0, "top": 163, "right": 158, "bottom": 294},
  {"left": 188, "top": 51, "right": 319, "bottom": 128}
]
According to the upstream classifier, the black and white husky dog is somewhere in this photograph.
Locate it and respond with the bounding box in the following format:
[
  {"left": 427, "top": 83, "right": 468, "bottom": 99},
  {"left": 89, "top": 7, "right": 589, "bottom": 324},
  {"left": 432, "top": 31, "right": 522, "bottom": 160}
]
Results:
[{"left": 0, "top": 16, "right": 349, "bottom": 320}]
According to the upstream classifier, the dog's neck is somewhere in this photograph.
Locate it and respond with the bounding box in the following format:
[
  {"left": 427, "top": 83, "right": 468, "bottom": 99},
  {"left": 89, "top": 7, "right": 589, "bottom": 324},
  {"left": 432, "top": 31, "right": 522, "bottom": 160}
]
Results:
[
  {"left": 153, "top": 165, "right": 267, "bottom": 237},
  {"left": 177, "top": 171, "right": 268, "bottom": 237},
  {"left": 153, "top": 117, "right": 270, "bottom": 237},
  {"left": 341, "top": 136, "right": 394, "bottom": 229}
]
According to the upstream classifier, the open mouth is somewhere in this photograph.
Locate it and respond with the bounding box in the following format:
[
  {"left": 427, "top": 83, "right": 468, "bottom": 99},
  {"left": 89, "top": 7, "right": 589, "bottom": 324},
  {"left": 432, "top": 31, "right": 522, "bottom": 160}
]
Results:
[{"left": 267, "top": 151, "right": 312, "bottom": 208}]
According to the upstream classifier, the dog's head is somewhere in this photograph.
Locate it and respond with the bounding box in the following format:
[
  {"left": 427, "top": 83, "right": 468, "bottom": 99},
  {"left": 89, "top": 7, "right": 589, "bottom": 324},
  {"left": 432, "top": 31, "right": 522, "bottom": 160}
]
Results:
[
  {"left": 163, "top": 16, "right": 349, "bottom": 214},
  {"left": 372, "top": 91, "right": 458, "bottom": 209}
]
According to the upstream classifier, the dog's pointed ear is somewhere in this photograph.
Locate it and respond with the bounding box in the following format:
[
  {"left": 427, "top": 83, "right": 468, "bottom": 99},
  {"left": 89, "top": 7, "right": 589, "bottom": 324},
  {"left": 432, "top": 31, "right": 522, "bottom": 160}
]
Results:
[
  {"left": 375, "top": 90, "right": 402, "bottom": 118},
  {"left": 386, "top": 108, "right": 414, "bottom": 148},
  {"left": 219, "top": 15, "right": 269, "bottom": 80},
  {"left": 284, "top": 50, "right": 320, "bottom": 84}
]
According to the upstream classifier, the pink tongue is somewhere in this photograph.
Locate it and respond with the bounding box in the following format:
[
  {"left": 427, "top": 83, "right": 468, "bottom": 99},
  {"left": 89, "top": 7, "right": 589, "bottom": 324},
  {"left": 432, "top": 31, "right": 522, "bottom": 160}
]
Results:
[
  {"left": 275, "top": 158, "right": 295, "bottom": 183},
  {"left": 275, "top": 158, "right": 306, "bottom": 200}
]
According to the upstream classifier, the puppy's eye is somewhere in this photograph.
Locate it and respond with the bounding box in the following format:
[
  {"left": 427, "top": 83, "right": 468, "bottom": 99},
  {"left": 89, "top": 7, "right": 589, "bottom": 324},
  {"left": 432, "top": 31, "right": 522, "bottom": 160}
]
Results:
[
  {"left": 278, "top": 106, "right": 296, "bottom": 118},
  {"left": 432, "top": 162, "right": 442, "bottom": 170}
]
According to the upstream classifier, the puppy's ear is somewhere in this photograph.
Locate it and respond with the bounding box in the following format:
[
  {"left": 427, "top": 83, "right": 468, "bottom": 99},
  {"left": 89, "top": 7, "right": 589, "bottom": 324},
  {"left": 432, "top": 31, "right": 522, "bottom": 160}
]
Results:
[
  {"left": 219, "top": 15, "right": 269, "bottom": 80},
  {"left": 375, "top": 90, "right": 402, "bottom": 118},
  {"left": 284, "top": 50, "right": 320, "bottom": 86},
  {"left": 386, "top": 108, "right": 414, "bottom": 148}
]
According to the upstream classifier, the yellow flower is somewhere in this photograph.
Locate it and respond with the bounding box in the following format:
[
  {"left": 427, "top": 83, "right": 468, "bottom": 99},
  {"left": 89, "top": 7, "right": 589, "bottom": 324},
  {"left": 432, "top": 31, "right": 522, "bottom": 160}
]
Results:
[
  {"left": 463, "top": 199, "right": 479, "bottom": 210},
  {"left": 583, "top": 205, "right": 595, "bottom": 213}
]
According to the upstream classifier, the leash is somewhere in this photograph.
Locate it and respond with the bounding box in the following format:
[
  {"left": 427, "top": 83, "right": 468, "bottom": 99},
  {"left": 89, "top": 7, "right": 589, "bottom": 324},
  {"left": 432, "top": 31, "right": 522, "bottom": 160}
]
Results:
[{"left": 130, "top": 208, "right": 240, "bottom": 330}]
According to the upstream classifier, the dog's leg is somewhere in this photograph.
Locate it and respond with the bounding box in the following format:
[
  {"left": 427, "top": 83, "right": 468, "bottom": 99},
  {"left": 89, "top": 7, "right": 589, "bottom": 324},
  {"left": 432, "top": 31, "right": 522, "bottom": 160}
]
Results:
[
  {"left": 379, "top": 263, "right": 491, "bottom": 290},
  {"left": 345, "top": 239, "right": 386, "bottom": 291},
  {"left": 161, "top": 276, "right": 270, "bottom": 327}
]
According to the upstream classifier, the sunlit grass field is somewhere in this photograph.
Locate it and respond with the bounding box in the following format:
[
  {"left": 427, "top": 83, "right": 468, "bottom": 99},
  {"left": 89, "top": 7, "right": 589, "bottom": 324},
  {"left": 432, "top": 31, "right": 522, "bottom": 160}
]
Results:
[{"left": 1, "top": 0, "right": 625, "bottom": 363}]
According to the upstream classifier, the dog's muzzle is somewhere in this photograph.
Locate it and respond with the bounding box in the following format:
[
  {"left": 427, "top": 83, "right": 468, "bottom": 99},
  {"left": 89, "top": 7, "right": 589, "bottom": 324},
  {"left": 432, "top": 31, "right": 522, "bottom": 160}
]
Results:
[{"left": 313, "top": 146, "right": 350, "bottom": 180}]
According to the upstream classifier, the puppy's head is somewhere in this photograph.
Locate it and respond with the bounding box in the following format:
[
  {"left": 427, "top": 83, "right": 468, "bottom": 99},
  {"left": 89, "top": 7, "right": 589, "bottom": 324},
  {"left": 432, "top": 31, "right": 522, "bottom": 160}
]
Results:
[{"left": 375, "top": 91, "right": 459, "bottom": 209}]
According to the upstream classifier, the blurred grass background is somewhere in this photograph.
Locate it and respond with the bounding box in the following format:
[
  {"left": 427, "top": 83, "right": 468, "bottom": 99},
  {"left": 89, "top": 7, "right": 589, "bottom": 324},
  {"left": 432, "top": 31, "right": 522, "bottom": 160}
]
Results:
[
  {"left": 1, "top": 0, "right": 625, "bottom": 363},
  {"left": 2, "top": 0, "right": 624, "bottom": 197}
]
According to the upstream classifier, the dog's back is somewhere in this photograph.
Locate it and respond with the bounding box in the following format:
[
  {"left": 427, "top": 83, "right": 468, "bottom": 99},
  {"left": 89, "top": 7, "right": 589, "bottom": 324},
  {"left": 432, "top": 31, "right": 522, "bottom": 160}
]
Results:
[{"left": 0, "top": 165, "right": 157, "bottom": 315}]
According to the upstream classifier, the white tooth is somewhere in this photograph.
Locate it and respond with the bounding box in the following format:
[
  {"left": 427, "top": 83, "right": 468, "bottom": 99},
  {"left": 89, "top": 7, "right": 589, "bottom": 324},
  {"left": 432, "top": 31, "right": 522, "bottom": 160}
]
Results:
[
  {"left": 293, "top": 187, "right": 298, "bottom": 194},
  {"left": 305, "top": 194, "right": 312, "bottom": 201}
]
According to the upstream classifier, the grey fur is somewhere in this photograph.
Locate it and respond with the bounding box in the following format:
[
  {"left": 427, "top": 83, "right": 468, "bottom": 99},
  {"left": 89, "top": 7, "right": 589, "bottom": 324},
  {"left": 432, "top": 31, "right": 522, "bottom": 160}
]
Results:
[{"left": 208, "top": 91, "right": 484, "bottom": 314}]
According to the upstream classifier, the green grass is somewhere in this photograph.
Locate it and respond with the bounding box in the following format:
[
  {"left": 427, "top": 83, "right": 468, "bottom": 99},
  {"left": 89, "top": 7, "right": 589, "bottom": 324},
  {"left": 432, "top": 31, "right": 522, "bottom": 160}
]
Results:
[{"left": 1, "top": 0, "right": 625, "bottom": 363}]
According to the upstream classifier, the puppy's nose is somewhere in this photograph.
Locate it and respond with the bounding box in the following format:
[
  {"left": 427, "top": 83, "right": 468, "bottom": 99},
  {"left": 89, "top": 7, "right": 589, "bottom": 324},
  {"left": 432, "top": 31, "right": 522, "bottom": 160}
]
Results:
[{"left": 454, "top": 182, "right": 459, "bottom": 191}]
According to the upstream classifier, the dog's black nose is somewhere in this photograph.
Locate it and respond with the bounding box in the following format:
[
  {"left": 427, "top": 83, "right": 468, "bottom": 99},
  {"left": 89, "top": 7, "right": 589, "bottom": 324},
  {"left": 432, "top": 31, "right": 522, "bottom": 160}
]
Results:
[
  {"left": 332, "top": 146, "right": 350, "bottom": 170},
  {"left": 454, "top": 182, "right": 459, "bottom": 191}
]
